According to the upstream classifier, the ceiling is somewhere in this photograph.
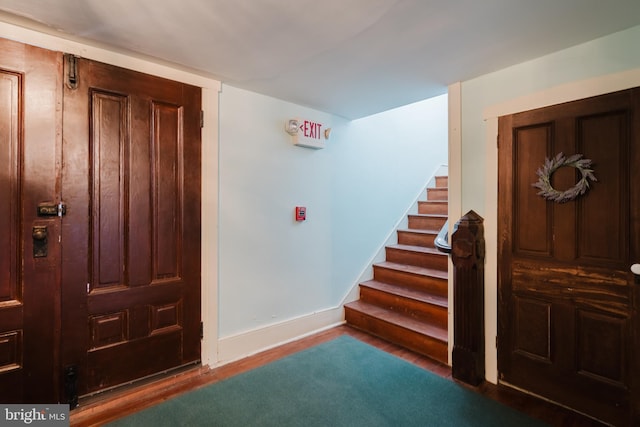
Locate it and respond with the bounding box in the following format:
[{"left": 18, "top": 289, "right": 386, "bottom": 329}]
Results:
[{"left": 1, "top": 0, "right": 639, "bottom": 119}]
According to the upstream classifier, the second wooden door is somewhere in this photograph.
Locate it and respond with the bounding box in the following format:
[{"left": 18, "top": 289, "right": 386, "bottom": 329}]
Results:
[{"left": 498, "top": 88, "right": 640, "bottom": 426}]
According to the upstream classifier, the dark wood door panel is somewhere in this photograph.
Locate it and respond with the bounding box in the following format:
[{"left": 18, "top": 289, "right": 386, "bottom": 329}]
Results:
[
  {"left": 498, "top": 88, "right": 639, "bottom": 425},
  {"left": 90, "top": 89, "right": 128, "bottom": 290},
  {"left": 576, "top": 110, "right": 629, "bottom": 265},
  {"left": 0, "top": 69, "right": 20, "bottom": 305},
  {"left": 511, "top": 261, "right": 629, "bottom": 315},
  {"left": 0, "top": 39, "right": 62, "bottom": 403},
  {"left": 512, "top": 124, "right": 552, "bottom": 256},
  {"left": 62, "top": 57, "right": 201, "bottom": 397},
  {"left": 0, "top": 67, "right": 23, "bottom": 396},
  {"left": 506, "top": 346, "right": 628, "bottom": 427},
  {"left": 86, "top": 328, "right": 183, "bottom": 391},
  {"left": 506, "top": 296, "right": 629, "bottom": 425},
  {"left": 511, "top": 296, "right": 551, "bottom": 362},
  {"left": 576, "top": 308, "right": 627, "bottom": 387}
]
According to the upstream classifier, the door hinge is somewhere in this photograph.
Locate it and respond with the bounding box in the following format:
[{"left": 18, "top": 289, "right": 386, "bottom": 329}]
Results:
[
  {"left": 65, "top": 54, "right": 79, "bottom": 90},
  {"left": 200, "top": 321, "right": 204, "bottom": 339},
  {"left": 64, "top": 365, "right": 79, "bottom": 409},
  {"left": 200, "top": 110, "right": 204, "bottom": 128}
]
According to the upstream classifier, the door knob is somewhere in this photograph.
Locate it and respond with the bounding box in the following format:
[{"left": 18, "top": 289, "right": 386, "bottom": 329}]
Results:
[
  {"left": 33, "top": 226, "right": 47, "bottom": 241},
  {"left": 32, "top": 225, "right": 48, "bottom": 258},
  {"left": 632, "top": 264, "right": 640, "bottom": 275}
]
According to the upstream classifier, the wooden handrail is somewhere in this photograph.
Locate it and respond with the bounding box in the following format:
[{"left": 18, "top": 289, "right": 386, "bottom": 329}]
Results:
[{"left": 434, "top": 220, "right": 451, "bottom": 254}]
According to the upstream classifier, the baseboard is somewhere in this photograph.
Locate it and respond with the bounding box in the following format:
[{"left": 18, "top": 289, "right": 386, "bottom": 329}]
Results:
[{"left": 216, "top": 306, "right": 345, "bottom": 365}]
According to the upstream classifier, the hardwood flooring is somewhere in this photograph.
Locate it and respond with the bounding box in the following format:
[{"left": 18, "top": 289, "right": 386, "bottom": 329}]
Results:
[{"left": 70, "top": 325, "right": 607, "bottom": 426}]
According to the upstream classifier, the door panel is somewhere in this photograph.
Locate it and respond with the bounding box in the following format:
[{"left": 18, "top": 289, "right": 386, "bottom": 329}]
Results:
[
  {"left": 498, "top": 89, "right": 639, "bottom": 425},
  {"left": 577, "top": 111, "right": 628, "bottom": 263},
  {"left": 61, "top": 57, "right": 201, "bottom": 397},
  {"left": 0, "top": 39, "right": 62, "bottom": 403}
]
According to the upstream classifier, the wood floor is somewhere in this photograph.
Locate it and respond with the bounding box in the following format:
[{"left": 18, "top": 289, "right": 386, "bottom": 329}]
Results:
[{"left": 70, "top": 325, "right": 607, "bottom": 427}]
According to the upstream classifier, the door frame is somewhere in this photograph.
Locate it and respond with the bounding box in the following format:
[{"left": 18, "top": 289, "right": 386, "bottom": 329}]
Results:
[
  {"left": 470, "top": 68, "right": 640, "bottom": 384},
  {"left": 0, "top": 23, "right": 221, "bottom": 368}
]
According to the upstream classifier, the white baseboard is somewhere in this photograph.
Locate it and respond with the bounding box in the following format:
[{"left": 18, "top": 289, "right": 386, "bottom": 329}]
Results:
[{"left": 216, "top": 306, "right": 345, "bottom": 365}]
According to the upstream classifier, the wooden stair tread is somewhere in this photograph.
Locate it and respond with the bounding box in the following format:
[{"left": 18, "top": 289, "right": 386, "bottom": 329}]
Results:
[
  {"left": 375, "top": 261, "right": 448, "bottom": 280},
  {"left": 387, "top": 244, "right": 447, "bottom": 255},
  {"left": 409, "top": 213, "right": 447, "bottom": 218},
  {"left": 360, "top": 280, "right": 448, "bottom": 308},
  {"left": 345, "top": 300, "right": 448, "bottom": 342},
  {"left": 398, "top": 228, "right": 437, "bottom": 236}
]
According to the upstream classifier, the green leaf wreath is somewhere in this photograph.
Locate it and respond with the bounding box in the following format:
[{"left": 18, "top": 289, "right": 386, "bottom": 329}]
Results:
[{"left": 532, "top": 153, "right": 597, "bottom": 203}]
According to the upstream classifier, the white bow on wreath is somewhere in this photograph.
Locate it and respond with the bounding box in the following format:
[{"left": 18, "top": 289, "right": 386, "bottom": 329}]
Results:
[{"left": 532, "top": 153, "right": 597, "bottom": 203}]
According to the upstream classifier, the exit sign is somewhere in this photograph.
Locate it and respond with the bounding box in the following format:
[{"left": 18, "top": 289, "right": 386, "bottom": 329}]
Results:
[{"left": 288, "top": 118, "right": 329, "bottom": 149}]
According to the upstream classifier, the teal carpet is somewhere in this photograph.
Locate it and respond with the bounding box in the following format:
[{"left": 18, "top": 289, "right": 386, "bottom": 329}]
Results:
[{"left": 108, "top": 336, "right": 547, "bottom": 426}]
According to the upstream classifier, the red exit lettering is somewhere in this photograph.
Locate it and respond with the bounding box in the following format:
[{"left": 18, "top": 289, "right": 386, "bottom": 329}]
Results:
[{"left": 301, "top": 120, "right": 322, "bottom": 139}]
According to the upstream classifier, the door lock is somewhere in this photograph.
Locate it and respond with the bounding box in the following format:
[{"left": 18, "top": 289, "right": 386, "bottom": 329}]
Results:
[
  {"left": 37, "top": 202, "right": 66, "bottom": 217},
  {"left": 32, "top": 225, "right": 48, "bottom": 258}
]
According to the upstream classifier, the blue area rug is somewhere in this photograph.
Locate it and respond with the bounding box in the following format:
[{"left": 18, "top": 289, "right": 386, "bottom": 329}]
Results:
[{"left": 108, "top": 336, "right": 547, "bottom": 426}]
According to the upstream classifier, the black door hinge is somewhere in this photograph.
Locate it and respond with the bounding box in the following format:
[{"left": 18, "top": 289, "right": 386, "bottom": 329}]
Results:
[
  {"left": 200, "top": 321, "right": 204, "bottom": 339},
  {"left": 65, "top": 54, "right": 78, "bottom": 90},
  {"left": 64, "top": 365, "right": 79, "bottom": 409},
  {"left": 200, "top": 111, "right": 204, "bottom": 128}
]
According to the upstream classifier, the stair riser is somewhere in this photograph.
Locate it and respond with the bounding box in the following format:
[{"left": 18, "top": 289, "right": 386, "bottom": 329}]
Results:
[
  {"left": 385, "top": 247, "right": 448, "bottom": 271},
  {"left": 373, "top": 265, "right": 447, "bottom": 297},
  {"left": 435, "top": 176, "right": 448, "bottom": 188},
  {"left": 427, "top": 188, "right": 448, "bottom": 201},
  {"left": 344, "top": 308, "right": 448, "bottom": 364},
  {"left": 408, "top": 215, "right": 446, "bottom": 230},
  {"left": 418, "top": 201, "right": 448, "bottom": 215},
  {"left": 397, "top": 230, "right": 436, "bottom": 248},
  {"left": 359, "top": 287, "right": 447, "bottom": 329}
]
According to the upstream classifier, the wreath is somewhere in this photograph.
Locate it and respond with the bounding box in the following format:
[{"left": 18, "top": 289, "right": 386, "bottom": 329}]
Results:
[{"left": 532, "top": 153, "right": 596, "bottom": 203}]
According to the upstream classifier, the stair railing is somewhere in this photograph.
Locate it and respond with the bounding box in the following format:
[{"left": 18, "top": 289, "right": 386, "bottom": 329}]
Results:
[{"left": 434, "top": 220, "right": 451, "bottom": 254}]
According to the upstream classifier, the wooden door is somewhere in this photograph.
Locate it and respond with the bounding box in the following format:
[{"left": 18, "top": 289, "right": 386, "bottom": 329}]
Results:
[
  {"left": 0, "top": 39, "right": 62, "bottom": 403},
  {"left": 60, "top": 57, "right": 202, "bottom": 399},
  {"left": 498, "top": 89, "right": 640, "bottom": 425}
]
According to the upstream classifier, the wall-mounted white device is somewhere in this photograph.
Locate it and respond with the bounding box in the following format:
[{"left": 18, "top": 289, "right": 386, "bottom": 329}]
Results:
[{"left": 285, "top": 118, "right": 330, "bottom": 149}]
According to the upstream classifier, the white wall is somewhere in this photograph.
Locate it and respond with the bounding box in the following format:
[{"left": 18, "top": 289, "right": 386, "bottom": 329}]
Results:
[
  {"left": 454, "top": 24, "right": 640, "bottom": 383},
  {"left": 218, "top": 86, "right": 448, "bottom": 361}
]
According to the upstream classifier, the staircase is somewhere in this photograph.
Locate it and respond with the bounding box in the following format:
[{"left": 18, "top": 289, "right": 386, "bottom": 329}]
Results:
[{"left": 344, "top": 176, "right": 449, "bottom": 364}]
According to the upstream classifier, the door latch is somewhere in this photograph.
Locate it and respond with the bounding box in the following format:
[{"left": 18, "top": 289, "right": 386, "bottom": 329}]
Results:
[{"left": 37, "top": 202, "right": 66, "bottom": 217}]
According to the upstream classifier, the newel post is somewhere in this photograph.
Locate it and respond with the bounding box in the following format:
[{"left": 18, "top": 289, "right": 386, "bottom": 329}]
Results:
[{"left": 451, "top": 210, "right": 485, "bottom": 386}]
